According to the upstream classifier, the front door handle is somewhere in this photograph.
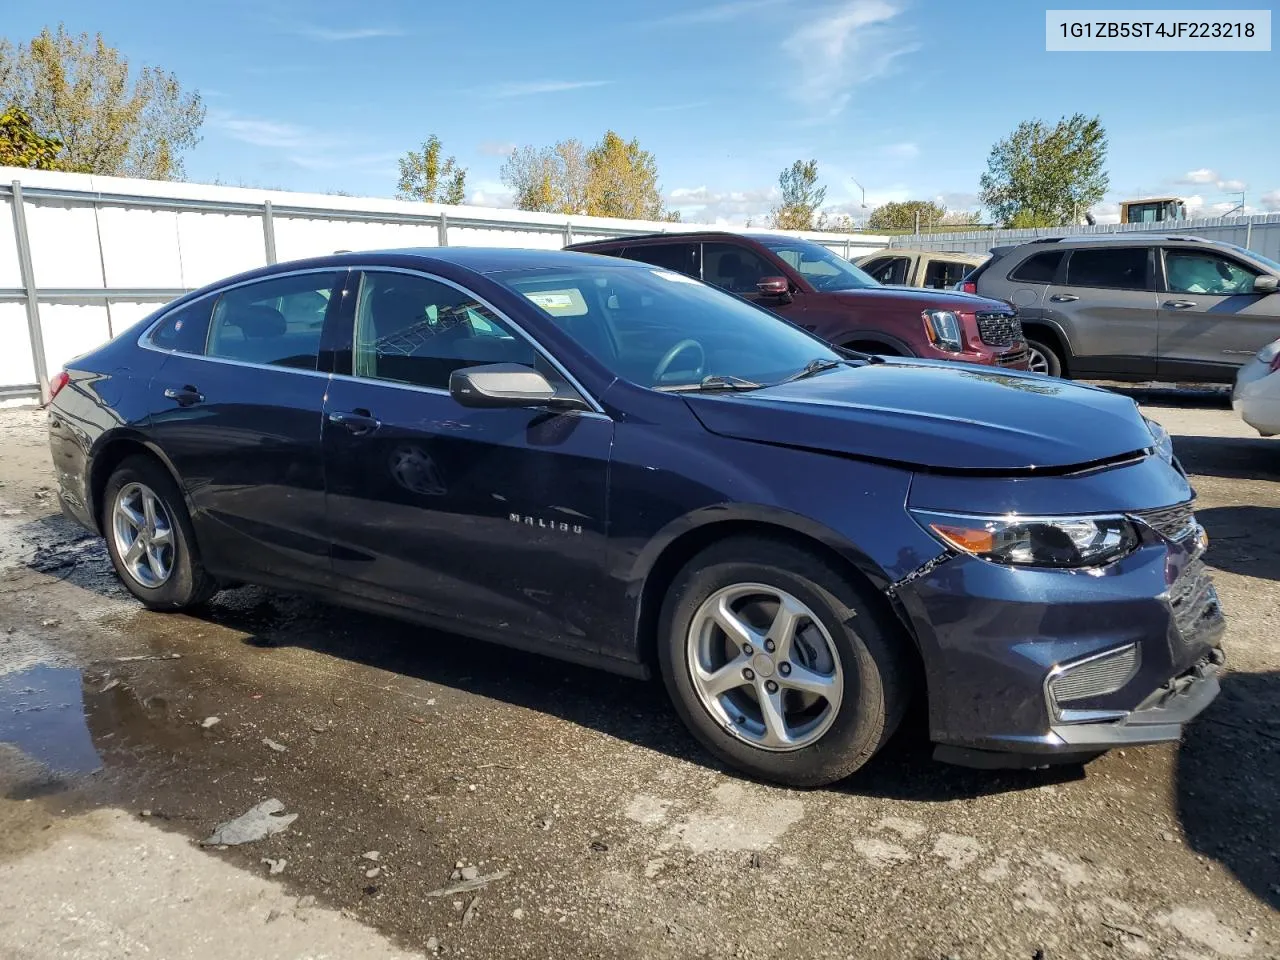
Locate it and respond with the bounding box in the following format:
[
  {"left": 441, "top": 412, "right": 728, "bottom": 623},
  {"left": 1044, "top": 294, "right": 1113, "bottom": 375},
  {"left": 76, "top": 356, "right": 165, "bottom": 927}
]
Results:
[
  {"left": 1163, "top": 300, "right": 1198, "bottom": 310},
  {"left": 1048, "top": 294, "right": 1079, "bottom": 303},
  {"left": 327, "top": 409, "right": 381, "bottom": 435},
  {"left": 163, "top": 385, "right": 204, "bottom": 406}
]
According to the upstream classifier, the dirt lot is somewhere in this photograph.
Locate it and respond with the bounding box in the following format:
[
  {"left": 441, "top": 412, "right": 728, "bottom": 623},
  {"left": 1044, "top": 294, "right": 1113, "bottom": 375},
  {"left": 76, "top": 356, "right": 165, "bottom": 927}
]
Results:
[{"left": 1, "top": 394, "right": 1277, "bottom": 960}]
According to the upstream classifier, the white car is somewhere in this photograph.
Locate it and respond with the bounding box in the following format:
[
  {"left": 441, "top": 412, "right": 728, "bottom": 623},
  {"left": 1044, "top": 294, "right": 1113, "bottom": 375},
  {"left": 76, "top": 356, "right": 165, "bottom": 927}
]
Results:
[{"left": 1233, "top": 338, "right": 1280, "bottom": 436}]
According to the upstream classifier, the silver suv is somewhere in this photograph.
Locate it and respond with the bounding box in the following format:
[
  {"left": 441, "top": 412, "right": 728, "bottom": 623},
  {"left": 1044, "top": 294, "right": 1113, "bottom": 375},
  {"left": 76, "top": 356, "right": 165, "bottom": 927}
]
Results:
[{"left": 967, "top": 235, "right": 1280, "bottom": 381}]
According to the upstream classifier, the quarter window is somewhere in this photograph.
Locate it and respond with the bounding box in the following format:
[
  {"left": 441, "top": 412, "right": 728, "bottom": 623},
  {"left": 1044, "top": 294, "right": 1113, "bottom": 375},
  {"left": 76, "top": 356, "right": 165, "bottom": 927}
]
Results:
[
  {"left": 205, "top": 272, "right": 341, "bottom": 369},
  {"left": 923, "top": 259, "right": 972, "bottom": 289},
  {"left": 149, "top": 296, "right": 216, "bottom": 353},
  {"left": 352, "top": 271, "right": 536, "bottom": 391},
  {"left": 1009, "top": 250, "right": 1065, "bottom": 283},
  {"left": 1065, "top": 248, "right": 1150, "bottom": 290},
  {"left": 1165, "top": 250, "right": 1259, "bottom": 295}
]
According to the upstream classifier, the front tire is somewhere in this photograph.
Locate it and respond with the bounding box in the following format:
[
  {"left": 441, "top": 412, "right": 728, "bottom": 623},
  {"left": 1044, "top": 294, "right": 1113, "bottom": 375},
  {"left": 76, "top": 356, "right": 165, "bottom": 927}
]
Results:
[
  {"left": 1026, "top": 339, "right": 1063, "bottom": 377},
  {"left": 102, "top": 456, "right": 217, "bottom": 611},
  {"left": 657, "top": 536, "right": 910, "bottom": 787}
]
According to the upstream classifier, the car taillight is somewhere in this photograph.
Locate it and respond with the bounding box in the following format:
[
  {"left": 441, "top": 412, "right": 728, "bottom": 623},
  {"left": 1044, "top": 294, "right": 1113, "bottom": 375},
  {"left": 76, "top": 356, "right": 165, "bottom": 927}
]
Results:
[
  {"left": 960, "top": 281, "right": 976, "bottom": 294},
  {"left": 47, "top": 370, "right": 70, "bottom": 402}
]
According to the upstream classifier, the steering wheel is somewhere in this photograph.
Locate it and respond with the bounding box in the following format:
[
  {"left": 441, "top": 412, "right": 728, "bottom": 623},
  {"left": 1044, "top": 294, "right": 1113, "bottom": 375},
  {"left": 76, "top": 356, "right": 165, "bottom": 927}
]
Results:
[{"left": 652, "top": 339, "right": 706, "bottom": 384}]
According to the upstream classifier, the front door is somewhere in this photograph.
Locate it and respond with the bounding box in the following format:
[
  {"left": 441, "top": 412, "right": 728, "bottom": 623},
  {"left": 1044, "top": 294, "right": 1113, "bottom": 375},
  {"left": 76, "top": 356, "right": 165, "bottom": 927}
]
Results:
[
  {"left": 145, "top": 269, "right": 348, "bottom": 586},
  {"left": 321, "top": 268, "right": 613, "bottom": 653},
  {"left": 1044, "top": 246, "right": 1159, "bottom": 378},
  {"left": 1157, "top": 247, "right": 1280, "bottom": 382}
]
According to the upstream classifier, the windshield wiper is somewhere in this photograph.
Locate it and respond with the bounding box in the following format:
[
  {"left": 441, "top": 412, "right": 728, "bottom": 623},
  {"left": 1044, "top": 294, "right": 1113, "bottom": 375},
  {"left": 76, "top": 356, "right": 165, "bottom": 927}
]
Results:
[
  {"left": 656, "top": 374, "right": 764, "bottom": 393},
  {"left": 777, "top": 358, "right": 844, "bottom": 384}
]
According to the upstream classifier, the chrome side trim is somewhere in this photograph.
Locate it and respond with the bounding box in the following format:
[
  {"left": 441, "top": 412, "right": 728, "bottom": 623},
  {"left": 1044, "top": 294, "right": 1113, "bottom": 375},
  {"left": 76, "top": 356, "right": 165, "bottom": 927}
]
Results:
[{"left": 1043, "top": 642, "right": 1141, "bottom": 723}]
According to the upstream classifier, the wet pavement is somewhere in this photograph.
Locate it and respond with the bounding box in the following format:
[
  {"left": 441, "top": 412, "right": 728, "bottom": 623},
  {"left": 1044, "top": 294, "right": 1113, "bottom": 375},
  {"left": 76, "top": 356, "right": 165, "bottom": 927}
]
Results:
[{"left": 1, "top": 400, "right": 1278, "bottom": 960}]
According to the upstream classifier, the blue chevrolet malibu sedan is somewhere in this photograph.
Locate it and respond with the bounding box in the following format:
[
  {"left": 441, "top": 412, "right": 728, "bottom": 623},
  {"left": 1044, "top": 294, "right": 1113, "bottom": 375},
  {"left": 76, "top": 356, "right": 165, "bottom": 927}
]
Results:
[{"left": 46, "top": 248, "right": 1225, "bottom": 786}]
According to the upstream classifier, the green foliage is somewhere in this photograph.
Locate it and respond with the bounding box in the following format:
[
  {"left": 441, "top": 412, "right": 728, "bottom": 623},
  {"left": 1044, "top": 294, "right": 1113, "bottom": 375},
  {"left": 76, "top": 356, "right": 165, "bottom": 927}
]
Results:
[
  {"left": 585, "top": 130, "right": 666, "bottom": 220},
  {"left": 0, "top": 104, "right": 64, "bottom": 169},
  {"left": 500, "top": 139, "right": 587, "bottom": 214},
  {"left": 866, "top": 200, "right": 947, "bottom": 231},
  {"left": 770, "top": 160, "right": 826, "bottom": 230},
  {"left": 396, "top": 135, "right": 467, "bottom": 204},
  {"left": 979, "top": 114, "right": 1108, "bottom": 228},
  {"left": 0, "top": 24, "right": 204, "bottom": 180}
]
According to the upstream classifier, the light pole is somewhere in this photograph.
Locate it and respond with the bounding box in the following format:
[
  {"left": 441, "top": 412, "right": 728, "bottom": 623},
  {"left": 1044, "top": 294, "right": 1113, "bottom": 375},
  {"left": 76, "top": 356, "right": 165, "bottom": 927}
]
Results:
[{"left": 850, "top": 178, "right": 868, "bottom": 209}]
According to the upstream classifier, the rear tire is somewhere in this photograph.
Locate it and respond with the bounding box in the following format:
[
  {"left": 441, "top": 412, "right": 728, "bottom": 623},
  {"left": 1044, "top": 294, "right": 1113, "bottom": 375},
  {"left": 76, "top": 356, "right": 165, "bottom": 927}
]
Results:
[
  {"left": 1026, "top": 339, "right": 1063, "bottom": 377},
  {"left": 102, "top": 456, "right": 217, "bottom": 611},
  {"left": 657, "top": 536, "right": 911, "bottom": 787}
]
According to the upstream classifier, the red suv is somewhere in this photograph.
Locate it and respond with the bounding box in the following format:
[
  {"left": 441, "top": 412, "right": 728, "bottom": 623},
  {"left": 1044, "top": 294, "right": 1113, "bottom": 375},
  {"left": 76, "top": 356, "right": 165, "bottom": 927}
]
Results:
[{"left": 568, "top": 231, "right": 1029, "bottom": 368}]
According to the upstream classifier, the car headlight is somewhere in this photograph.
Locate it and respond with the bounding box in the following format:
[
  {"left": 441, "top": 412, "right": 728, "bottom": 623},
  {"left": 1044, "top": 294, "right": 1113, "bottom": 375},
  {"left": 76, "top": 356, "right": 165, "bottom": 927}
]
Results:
[
  {"left": 922, "top": 310, "right": 964, "bottom": 352},
  {"left": 912, "top": 510, "right": 1140, "bottom": 568},
  {"left": 1144, "top": 417, "right": 1174, "bottom": 463}
]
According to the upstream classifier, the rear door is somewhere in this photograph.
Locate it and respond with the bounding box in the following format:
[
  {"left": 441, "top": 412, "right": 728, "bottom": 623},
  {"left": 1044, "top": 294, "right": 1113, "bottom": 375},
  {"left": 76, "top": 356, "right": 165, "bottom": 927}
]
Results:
[
  {"left": 921, "top": 257, "right": 976, "bottom": 290},
  {"left": 1157, "top": 246, "right": 1280, "bottom": 382},
  {"left": 1044, "top": 246, "right": 1159, "bottom": 378},
  {"left": 145, "top": 268, "right": 349, "bottom": 586},
  {"left": 860, "top": 255, "right": 912, "bottom": 286}
]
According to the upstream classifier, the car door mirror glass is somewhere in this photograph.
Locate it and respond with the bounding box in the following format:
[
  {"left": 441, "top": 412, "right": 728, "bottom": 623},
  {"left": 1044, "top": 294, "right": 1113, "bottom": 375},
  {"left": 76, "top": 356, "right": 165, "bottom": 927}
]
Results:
[
  {"left": 1253, "top": 274, "right": 1278, "bottom": 295},
  {"left": 449, "top": 363, "right": 563, "bottom": 409}
]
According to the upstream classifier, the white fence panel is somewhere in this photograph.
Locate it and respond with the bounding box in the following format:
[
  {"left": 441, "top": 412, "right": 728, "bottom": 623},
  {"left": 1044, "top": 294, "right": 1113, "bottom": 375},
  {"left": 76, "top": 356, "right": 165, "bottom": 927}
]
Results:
[
  {"left": 99, "top": 206, "right": 185, "bottom": 289},
  {"left": 0, "top": 303, "right": 35, "bottom": 387},
  {"left": 176, "top": 211, "right": 267, "bottom": 288},
  {"left": 0, "top": 197, "right": 20, "bottom": 288},
  {"left": 39, "top": 302, "right": 112, "bottom": 376},
  {"left": 25, "top": 202, "right": 104, "bottom": 289},
  {"left": 274, "top": 215, "right": 440, "bottom": 261},
  {"left": 107, "top": 301, "right": 162, "bottom": 337}
]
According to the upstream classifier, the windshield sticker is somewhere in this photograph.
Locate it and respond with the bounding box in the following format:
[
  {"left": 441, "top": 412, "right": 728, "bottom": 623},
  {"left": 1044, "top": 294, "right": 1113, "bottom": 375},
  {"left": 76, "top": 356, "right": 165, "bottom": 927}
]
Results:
[
  {"left": 651, "top": 270, "right": 700, "bottom": 284},
  {"left": 524, "top": 289, "right": 588, "bottom": 316}
]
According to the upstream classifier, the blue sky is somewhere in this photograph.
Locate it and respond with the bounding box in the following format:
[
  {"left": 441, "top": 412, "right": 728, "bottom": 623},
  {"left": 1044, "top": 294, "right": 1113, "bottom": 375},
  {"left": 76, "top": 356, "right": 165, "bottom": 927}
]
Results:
[{"left": 7, "top": 0, "right": 1278, "bottom": 224}]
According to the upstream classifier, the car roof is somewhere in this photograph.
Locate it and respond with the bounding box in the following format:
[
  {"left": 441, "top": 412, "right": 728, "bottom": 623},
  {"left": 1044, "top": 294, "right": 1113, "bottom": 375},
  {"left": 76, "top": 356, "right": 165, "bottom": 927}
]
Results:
[
  {"left": 567, "top": 230, "right": 805, "bottom": 249},
  {"left": 1009, "top": 233, "right": 1214, "bottom": 251},
  {"left": 309, "top": 246, "right": 652, "bottom": 275},
  {"left": 856, "top": 248, "right": 986, "bottom": 261}
]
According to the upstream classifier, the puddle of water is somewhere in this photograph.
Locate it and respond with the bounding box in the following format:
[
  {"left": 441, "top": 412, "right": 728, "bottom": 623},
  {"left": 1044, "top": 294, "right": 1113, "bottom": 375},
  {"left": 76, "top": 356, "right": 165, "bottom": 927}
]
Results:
[{"left": 0, "top": 664, "right": 102, "bottom": 775}]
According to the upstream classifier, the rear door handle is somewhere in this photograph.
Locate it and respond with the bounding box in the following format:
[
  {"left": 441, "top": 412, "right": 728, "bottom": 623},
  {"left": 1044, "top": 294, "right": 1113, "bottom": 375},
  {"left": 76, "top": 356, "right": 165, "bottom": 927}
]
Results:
[
  {"left": 327, "top": 409, "right": 381, "bottom": 435},
  {"left": 163, "top": 385, "right": 204, "bottom": 406},
  {"left": 1048, "top": 294, "right": 1079, "bottom": 303},
  {"left": 1163, "top": 300, "right": 1198, "bottom": 310}
]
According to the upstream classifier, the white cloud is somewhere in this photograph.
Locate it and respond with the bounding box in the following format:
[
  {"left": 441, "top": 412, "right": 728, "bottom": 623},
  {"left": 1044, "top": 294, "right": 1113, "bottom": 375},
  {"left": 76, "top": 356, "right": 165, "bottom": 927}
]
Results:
[
  {"left": 481, "top": 80, "right": 612, "bottom": 98},
  {"left": 781, "top": 0, "right": 918, "bottom": 118},
  {"left": 882, "top": 141, "right": 918, "bottom": 160},
  {"left": 1220, "top": 178, "right": 1246, "bottom": 193},
  {"left": 212, "top": 113, "right": 316, "bottom": 150},
  {"left": 468, "top": 180, "right": 515, "bottom": 208},
  {"left": 1178, "top": 168, "right": 1218, "bottom": 184},
  {"left": 648, "top": 0, "right": 788, "bottom": 27},
  {"left": 665, "top": 185, "right": 780, "bottom": 225},
  {"left": 292, "top": 26, "right": 403, "bottom": 41},
  {"left": 1261, "top": 189, "right": 1280, "bottom": 212},
  {"left": 212, "top": 111, "right": 398, "bottom": 180},
  {"left": 478, "top": 140, "right": 517, "bottom": 157}
]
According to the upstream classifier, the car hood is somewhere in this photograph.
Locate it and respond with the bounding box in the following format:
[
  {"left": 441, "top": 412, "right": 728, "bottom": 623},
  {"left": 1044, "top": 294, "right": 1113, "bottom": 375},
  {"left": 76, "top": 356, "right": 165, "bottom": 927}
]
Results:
[
  {"left": 831, "top": 287, "right": 1011, "bottom": 312},
  {"left": 683, "top": 360, "right": 1155, "bottom": 471}
]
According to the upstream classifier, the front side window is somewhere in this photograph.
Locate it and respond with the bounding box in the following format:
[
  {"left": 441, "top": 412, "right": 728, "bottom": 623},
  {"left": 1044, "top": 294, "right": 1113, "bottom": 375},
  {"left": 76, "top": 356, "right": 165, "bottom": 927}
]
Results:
[
  {"left": 1165, "top": 250, "right": 1259, "bottom": 295},
  {"left": 496, "top": 263, "right": 840, "bottom": 389},
  {"left": 754, "top": 237, "right": 879, "bottom": 291},
  {"left": 205, "top": 271, "right": 342, "bottom": 369},
  {"left": 352, "top": 271, "right": 536, "bottom": 390},
  {"left": 862, "top": 256, "right": 910, "bottom": 285},
  {"left": 701, "top": 242, "right": 775, "bottom": 294},
  {"left": 1064, "top": 248, "right": 1150, "bottom": 290},
  {"left": 621, "top": 243, "right": 699, "bottom": 277}
]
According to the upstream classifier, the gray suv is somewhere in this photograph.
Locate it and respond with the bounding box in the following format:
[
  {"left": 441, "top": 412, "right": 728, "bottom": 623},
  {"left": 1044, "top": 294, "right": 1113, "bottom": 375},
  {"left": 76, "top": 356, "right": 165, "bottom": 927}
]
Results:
[{"left": 966, "top": 235, "right": 1280, "bottom": 381}]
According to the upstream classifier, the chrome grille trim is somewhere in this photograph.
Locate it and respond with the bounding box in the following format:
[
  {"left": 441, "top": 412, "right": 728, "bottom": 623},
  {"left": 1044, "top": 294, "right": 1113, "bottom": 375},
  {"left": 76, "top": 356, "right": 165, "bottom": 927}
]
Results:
[
  {"left": 1048, "top": 644, "right": 1142, "bottom": 706},
  {"left": 1132, "top": 501, "right": 1197, "bottom": 543},
  {"left": 976, "top": 311, "right": 1023, "bottom": 346}
]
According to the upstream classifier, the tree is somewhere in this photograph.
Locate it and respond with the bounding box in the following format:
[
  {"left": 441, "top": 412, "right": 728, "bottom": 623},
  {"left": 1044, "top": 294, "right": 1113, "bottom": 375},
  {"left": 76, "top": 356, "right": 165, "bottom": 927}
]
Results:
[
  {"left": 584, "top": 130, "right": 666, "bottom": 220},
  {"left": 500, "top": 139, "right": 588, "bottom": 214},
  {"left": 0, "top": 104, "right": 64, "bottom": 169},
  {"left": 979, "top": 114, "right": 1108, "bottom": 228},
  {"left": 769, "top": 160, "right": 826, "bottom": 230},
  {"left": 0, "top": 24, "right": 204, "bottom": 179},
  {"left": 396, "top": 135, "right": 467, "bottom": 204},
  {"left": 867, "top": 200, "right": 946, "bottom": 231},
  {"left": 940, "top": 209, "right": 983, "bottom": 227}
]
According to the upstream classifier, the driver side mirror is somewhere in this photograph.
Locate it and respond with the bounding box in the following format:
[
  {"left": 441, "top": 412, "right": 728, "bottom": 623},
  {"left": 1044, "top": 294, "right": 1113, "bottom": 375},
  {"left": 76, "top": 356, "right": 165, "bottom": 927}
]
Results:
[
  {"left": 1254, "top": 275, "right": 1278, "bottom": 295},
  {"left": 756, "top": 276, "right": 793, "bottom": 303},
  {"left": 449, "top": 363, "right": 587, "bottom": 411}
]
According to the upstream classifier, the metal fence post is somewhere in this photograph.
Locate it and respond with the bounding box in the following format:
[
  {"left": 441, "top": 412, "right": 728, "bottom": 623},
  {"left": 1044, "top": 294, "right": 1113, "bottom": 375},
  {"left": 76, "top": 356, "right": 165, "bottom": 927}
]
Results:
[
  {"left": 9, "top": 180, "right": 50, "bottom": 404},
  {"left": 438, "top": 212, "right": 449, "bottom": 247},
  {"left": 564, "top": 221, "right": 574, "bottom": 247},
  {"left": 262, "top": 200, "right": 278, "bottom": 265}
]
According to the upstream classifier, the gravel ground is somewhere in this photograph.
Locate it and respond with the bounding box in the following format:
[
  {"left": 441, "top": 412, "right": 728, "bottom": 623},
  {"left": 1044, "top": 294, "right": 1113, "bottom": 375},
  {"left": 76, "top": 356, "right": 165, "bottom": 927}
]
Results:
[{"left": 0, "top": 394, "right": 1277, "bottom": 960}]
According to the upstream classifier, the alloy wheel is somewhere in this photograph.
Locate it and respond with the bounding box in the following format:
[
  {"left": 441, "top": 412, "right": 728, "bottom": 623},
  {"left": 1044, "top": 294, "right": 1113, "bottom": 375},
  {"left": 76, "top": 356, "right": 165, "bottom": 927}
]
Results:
[
  {"left": 686, "top": 583, "right": 844, "bottom": 752},
  {"left": 111, "top": 482, "right": 176, "bottom": 588},
  {"left": 1027, "top": 345, "right": 1051, "bottom": 375}
]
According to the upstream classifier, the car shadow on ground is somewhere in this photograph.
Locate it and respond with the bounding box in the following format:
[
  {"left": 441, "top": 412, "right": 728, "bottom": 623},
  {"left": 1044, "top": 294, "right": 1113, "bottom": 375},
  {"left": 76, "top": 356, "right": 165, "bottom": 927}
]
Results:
[
  {"left": 1196, "top": 505, "right": 1280, "bottom": 581},
  {"left": 1176, "top": 669, "right": 1280, "bottom": 911},
  {"left": 1171, "top": 434, "right": 1278, "bottom": 480},
  {"left": 1104, "top": 385, "right": 1233, "bottom": 409}
]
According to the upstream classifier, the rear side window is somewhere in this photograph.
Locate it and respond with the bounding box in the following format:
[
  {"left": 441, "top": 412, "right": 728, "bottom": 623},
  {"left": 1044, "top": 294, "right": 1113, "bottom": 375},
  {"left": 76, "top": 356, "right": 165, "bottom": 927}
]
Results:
[
  {"left": 923, "top": 259, "right": 972, "bottom": 289},
  {"left": 148, "top": 296, "right": 216, "bottom": 353},
  {"left": 1065, "top": 248, "right": 1150, "bottom": 290},
  {"left": 206, "top": 272, "right": 343, "bottom": 370},
  {"left": 622, "top": 243, "right": 699, "bottom": 277},
  {"left": 862, "top": 256, "right": 910, "bottom": 285},
  {"left": 1009, "top": 250, "right": 1065, "bottom": 283}
]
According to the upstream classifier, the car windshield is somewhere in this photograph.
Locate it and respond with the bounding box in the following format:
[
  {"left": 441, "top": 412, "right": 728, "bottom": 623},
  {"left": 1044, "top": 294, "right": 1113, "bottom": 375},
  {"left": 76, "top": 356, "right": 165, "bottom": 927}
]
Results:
[
  {"left": 494, "top": 264, "right": 842, "bottom": 389},
  {"left": 1225, "top": 243, "right": 1280, "bottom": 275},
  {"left": 754, "top": 237, "right": 880, "bottom": 292}
]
